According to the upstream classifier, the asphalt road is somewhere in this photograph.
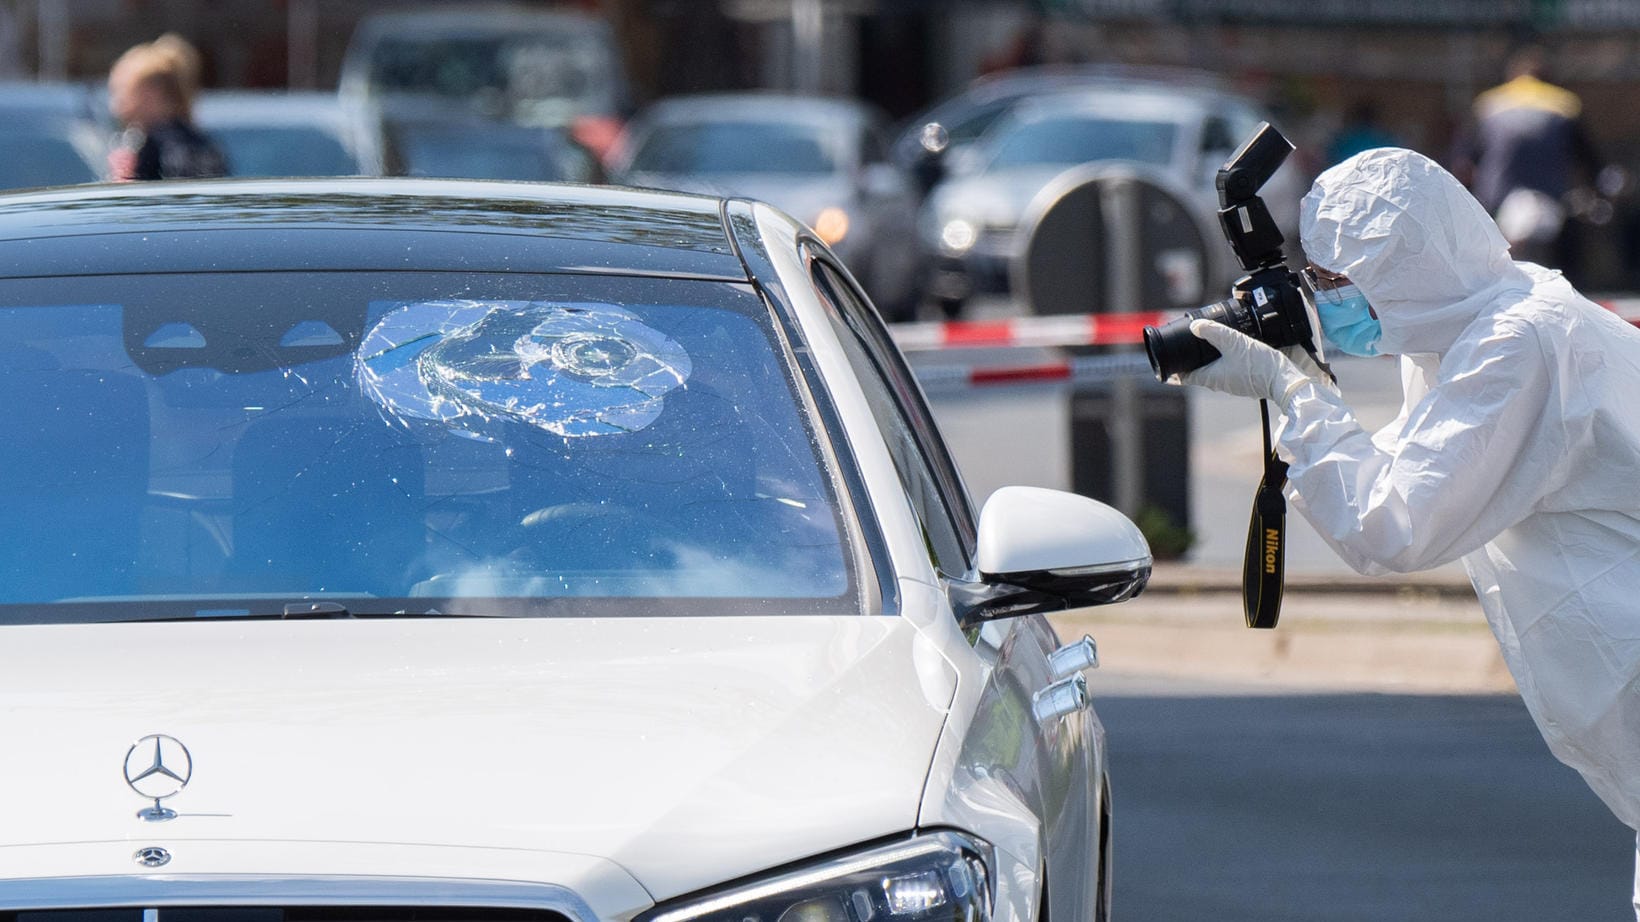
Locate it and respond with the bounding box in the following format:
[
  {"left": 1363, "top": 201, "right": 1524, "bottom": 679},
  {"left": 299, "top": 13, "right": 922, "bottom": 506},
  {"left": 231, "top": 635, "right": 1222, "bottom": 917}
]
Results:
[{"left": 1090, "top": 684, "right": 1635, "bottom": 920}]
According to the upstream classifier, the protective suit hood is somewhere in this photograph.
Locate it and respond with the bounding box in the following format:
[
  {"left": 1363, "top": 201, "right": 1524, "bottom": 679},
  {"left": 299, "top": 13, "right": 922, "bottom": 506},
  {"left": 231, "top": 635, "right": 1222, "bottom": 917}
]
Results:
[
  {"left": 1281, "top": 157, "right": 1640, "bottom": 840},
  {"left": 1300, "top": 148, "right": 1535, "bottom": 356}
]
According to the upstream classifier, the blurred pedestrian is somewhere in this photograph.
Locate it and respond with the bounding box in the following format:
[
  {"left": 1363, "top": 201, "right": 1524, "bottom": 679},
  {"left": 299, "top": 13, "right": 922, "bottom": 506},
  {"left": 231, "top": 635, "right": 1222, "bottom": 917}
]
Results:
[
  {"left": 1452, "top": 45, "right": 1602, "bottom": 277},
  {"left": 106, "top": 36, "right": 227, "bottom": 182},
  {"left": 1326, "top": 101, "right": 1398, "bottom": 165},
  {"left": 149, "top": 32, "right": 203, "bottom": 100}
]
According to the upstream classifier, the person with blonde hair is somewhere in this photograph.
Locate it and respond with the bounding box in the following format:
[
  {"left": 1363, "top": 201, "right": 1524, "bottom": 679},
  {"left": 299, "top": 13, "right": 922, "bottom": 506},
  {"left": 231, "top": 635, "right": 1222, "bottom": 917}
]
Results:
[
  {"left": 106, "top": 36, "right": 226, "bottom": 181},
  {"left": 148, "top": 33, "right": 202, "bottom": 101}
]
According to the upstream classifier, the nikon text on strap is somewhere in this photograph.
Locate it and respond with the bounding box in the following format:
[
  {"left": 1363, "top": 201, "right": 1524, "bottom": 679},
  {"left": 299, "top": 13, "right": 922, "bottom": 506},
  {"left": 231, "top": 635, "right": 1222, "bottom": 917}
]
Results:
[{"left": 1241, "top": 398, "right": 1288, "bottom": 629}]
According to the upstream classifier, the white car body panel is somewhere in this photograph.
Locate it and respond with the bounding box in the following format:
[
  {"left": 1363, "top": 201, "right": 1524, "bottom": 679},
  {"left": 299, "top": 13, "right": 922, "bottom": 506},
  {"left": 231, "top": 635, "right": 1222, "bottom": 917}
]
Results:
[
  {"left": 749, "top": 203, "right": 942, "bottom": 601},
  {"left": 749, "top": 203, "right": 1105, "bottom": 922},
  {"left": 0, "top": 616, "right": 954, "bottom": 903},
  {"left": 0, "top": 188, "right": 1120, "bottom": 922},
  {"left": 0, "top": 851, "right": 639, "bottom": 922}
]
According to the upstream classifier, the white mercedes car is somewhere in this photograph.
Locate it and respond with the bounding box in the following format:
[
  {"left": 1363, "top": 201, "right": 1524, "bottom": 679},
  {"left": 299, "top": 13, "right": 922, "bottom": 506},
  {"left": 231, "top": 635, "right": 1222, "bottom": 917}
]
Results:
[{"left": 0, "top": 179, "right": 1147, "bottom": 922}]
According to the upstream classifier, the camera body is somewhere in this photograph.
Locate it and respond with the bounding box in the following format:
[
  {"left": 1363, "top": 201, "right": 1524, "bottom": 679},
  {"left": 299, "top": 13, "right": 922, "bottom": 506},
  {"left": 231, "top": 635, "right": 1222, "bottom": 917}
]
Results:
[{"left": 1143, "top": 123, "right": 1317, "bottom": 380}]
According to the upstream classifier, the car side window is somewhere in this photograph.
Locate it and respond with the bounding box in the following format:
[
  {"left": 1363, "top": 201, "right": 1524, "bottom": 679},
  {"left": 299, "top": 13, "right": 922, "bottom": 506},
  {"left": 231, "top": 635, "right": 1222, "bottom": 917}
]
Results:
[
  {"left": 863, "top": 124, "right": 890, "bottom": 165},
  {"left": 810, "top": 259, "right": 976, "bottom": 577},
  {"left": 1201, "top": 115, "right": 1236, "bottom": 155}
]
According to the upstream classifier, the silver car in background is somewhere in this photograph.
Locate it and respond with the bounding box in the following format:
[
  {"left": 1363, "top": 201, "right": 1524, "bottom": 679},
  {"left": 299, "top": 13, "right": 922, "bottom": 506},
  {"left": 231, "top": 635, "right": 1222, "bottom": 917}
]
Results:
[
  {"left": 919, "top": 78, "right": 1303, "bottom": 315},
  {"left": 612, "top": 93, "right": 924, "bottom": 320},
  {"left": 194, "top": 91, "right": 383, "bottom": 177},
  {"left": 340, "top": 4, "right": 630, "bottom": 162},
  {"left": 0, "top": 82, "right": 108, "bottom": 190},
  {"left": 384, "top": 115, "right": 602, "bottom": 182}
]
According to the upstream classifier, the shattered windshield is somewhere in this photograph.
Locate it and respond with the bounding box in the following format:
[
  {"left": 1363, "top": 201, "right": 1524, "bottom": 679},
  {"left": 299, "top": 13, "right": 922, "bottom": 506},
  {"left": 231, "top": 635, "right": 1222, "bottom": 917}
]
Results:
[{"left": 0, "top": 272, "right": 854, "bottom": 623}]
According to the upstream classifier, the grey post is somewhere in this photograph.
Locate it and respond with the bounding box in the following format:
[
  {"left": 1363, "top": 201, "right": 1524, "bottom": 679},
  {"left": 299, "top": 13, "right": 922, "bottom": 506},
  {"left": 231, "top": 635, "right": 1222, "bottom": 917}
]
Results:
[{"left": 1104, "top": 176, "right": 1144, "bottom": 518}]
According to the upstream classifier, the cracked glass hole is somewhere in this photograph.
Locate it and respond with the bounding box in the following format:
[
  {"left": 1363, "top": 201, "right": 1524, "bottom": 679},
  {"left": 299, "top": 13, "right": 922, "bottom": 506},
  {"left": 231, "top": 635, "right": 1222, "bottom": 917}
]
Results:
[{"left": 357, "top": 300, "right": 692, "bottom": 438}]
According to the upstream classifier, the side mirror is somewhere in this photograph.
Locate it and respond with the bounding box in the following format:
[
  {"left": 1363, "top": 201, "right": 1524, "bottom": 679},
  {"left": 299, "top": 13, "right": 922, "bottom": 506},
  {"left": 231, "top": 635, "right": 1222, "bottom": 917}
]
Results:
[{"left": 952, "top": 486, "right": 1152, "bottom": 627}]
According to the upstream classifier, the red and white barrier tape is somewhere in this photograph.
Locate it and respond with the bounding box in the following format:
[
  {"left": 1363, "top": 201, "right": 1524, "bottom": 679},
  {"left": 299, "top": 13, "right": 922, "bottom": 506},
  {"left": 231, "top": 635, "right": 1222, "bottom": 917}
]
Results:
[
  {"left": 900, "top": 297, "right": 1640, "bottom": 392},
  {"left": 890, "top": 311, "right": 1174, "bottom": 351},
  {"left": 912, "top": 353, "right": 1152, "bottom": 393},
  {"left": 892, "top": 298, "right": 1640, "bottom": 354}
]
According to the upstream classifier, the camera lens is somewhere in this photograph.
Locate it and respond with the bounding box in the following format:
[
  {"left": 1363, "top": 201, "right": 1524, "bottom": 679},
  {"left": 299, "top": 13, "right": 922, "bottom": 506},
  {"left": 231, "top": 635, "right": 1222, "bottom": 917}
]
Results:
[{"left": 1143, "top": 298, "right": 1250, "bottom": 380}]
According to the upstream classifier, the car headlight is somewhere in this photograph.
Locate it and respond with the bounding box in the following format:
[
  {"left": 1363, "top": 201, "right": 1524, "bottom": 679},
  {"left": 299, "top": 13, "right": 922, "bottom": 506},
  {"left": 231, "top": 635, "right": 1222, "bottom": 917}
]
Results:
[
  {"left": 641, "top": 831, "right": 994, "bottom": 922},
  {"left": 814, "top": 207, "right": 851, "bottom": 245},
  {"left": 939, "top": 219, "right": 977, "bottom": 256}
]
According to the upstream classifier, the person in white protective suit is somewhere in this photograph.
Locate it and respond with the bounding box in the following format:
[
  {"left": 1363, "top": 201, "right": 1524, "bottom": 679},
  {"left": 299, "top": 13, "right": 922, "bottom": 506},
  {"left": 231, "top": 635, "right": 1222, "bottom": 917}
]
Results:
[{"left": 1176, "top": 147, "right": 1640, "bottom": 910}]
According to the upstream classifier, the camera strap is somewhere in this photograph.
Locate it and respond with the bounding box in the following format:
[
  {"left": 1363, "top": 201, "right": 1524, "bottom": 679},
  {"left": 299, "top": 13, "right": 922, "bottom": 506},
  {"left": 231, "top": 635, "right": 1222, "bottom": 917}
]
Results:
[{"left": 1241, "top": 399, "right": 1288, "bottom": 629}]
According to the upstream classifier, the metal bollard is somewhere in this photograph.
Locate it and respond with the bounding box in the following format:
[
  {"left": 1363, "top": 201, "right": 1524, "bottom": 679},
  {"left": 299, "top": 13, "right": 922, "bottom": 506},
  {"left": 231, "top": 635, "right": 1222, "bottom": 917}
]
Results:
[{"left": 1104, "top": 177, "right": 1145, "bottom": 517}]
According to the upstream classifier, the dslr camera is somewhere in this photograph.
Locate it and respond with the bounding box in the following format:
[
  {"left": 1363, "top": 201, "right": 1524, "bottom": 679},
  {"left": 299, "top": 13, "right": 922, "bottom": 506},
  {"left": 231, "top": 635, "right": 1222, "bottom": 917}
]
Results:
[{"left": 1143, "top": 123, "right": 1320, "bottom": 380}]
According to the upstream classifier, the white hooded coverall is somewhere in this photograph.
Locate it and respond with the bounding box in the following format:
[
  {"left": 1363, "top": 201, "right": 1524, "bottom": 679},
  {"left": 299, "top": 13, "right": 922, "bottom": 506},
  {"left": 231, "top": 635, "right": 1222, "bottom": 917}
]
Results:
[{"left": 1222, "top": 148, "right": 1640, "bottom": 902}]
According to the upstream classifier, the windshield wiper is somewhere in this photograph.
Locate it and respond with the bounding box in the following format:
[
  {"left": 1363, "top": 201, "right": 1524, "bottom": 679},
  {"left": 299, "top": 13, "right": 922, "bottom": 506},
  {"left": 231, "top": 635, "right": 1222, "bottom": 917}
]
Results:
[
  {"left": 279, "top": 604, "right": 503, "bottom": 620},
  {"left": 85, "top": 605, "right": 502, "bottom": 624},
  {"left": 283, "top": 601, "right": 351, "bottom": 619}
]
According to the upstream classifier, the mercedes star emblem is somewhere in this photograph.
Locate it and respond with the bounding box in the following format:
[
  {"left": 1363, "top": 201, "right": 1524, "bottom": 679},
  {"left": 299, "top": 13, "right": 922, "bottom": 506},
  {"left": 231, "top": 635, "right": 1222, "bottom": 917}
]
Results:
[
  {"left": 123, "top": 734, "right": 192, "bottom": 821},
  {"left": 133, "top": 846, "right": 172, "bottom": 868}
]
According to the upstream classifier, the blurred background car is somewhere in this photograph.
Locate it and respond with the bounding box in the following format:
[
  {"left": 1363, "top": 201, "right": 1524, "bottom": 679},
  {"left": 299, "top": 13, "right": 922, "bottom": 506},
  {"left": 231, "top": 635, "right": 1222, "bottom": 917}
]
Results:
[
  {"left": 384, "top": 115, "right": 602, "bottom": 182},
  {"left": 892, "top": 67, "right": 1228, "bottom": 181},
  {"left": 0, "top": 82, "right": 108, "bottom": 190},
  {"left": 916, "top": 75, "right": 1304, "bottom": 317},
  {"left": 611, "top": 93, "right": 923, "bottom": 319},
  {"left": 194, "top": 90, "right": 383, "bottom": 177},
  {"left": 339, "top": 4, "right": 630, "bottom": 163}
]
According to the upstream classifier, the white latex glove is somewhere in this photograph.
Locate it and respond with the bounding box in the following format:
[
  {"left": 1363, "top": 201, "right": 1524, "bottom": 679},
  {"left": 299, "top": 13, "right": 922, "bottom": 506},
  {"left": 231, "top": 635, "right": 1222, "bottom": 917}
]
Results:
[
  {"left": 1282, "top": 344, "right": 1341, "bottom": 397},
  {"left": 1176, "top": 319, "right": 1318, "bottom": 409}
]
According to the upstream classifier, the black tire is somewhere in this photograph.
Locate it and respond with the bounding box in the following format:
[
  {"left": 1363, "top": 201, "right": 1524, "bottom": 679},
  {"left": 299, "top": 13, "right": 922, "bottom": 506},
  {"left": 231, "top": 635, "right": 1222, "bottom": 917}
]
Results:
[{"left": 1095, "top": 782, "right": 1112, "bottom": 922}]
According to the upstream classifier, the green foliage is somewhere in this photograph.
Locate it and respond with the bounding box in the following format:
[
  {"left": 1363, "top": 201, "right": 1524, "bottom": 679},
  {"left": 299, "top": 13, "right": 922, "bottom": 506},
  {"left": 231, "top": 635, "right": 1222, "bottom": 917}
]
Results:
[{"left": 1134, "top": 504, "right": 1194, "bottom": 561}]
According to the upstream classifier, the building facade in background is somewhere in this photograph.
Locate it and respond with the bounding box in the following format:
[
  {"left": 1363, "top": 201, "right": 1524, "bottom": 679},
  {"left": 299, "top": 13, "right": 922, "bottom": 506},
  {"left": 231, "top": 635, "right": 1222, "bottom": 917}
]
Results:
[{"left": 13, "top": 0, "right": 1640, "bottom": 174}]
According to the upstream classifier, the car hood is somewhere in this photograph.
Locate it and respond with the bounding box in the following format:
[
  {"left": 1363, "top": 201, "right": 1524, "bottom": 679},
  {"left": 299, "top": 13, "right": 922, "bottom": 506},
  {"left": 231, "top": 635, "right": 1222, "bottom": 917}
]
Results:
[{"left": 0, "top": 615, "right": 958, "bottom": 900}]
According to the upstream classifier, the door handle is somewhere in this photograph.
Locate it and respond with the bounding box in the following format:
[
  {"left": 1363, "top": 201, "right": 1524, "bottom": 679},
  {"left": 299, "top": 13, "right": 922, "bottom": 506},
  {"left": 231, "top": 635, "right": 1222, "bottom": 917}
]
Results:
[
  {"left": 1032, "top": 673, "right": 1088, "bottom": 722},
  {"left": 1048, "top": 635, "right": 1099, "bottom": 678}
]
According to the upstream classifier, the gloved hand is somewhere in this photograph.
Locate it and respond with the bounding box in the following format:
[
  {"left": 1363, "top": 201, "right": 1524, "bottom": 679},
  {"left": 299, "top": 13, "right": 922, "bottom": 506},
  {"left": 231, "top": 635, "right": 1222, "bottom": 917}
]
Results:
[
  {"left": 1281, "top": 344, "right": 1343, "bottom": 397},
  {"left": 1177, "top": 319, "right": 1323, "bottom": 409}
]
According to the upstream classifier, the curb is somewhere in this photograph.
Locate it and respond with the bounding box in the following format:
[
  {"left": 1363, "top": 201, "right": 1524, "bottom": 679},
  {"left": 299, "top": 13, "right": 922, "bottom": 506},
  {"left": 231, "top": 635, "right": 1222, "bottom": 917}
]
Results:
[
  {"left": 1049, "top": 571, "right": 1513, "bottom": 695},
  {"left": 1144, "top": 562, "right": 1476, "bottom": 599}
]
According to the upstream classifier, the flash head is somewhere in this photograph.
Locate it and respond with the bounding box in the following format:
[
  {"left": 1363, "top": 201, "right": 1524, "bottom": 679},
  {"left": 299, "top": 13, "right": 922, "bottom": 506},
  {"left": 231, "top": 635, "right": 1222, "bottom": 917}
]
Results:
[
  {"left": 1216, "top": 122, "right": 1294, "bottom": 273},
  {"left": 1216, "top": 122, "right": 1294, "bottom": 207}
]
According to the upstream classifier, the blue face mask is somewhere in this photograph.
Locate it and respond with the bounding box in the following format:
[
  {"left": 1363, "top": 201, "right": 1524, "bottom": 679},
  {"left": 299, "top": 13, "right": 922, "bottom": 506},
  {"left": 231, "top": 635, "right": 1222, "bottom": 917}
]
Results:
[{"left": 1314, "top": 284, "right": 1382, "bottom": 357}]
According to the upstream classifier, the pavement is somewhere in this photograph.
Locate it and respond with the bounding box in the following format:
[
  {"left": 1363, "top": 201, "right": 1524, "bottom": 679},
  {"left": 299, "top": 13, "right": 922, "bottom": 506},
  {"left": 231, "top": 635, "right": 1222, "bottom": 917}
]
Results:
[{"left": 1047, "top": 561, "right": 1512, "bottom": 696}]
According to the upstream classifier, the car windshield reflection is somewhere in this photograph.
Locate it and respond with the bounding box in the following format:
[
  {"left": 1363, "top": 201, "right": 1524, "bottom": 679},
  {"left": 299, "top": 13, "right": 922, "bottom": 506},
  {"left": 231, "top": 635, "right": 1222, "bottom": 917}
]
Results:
[
  {"left": 0, "top": 130, "right": 102, "bottom": 189},
  {"left": 211, "top": 127, "right": 360, "bottom": 177},
  {"left": 628, "top": 123, "right": 839, "bottom": 175},
  {"left": 0, "top": 271, "right": 853, "bottom": 624},
  {"left": 987, "top": 116, "right": 1177, "bottom": 169}
]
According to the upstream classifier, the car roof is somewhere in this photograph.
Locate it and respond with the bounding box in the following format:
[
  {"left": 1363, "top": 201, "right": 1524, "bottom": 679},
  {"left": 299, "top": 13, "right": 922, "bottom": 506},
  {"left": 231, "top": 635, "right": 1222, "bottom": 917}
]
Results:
[
  {"left": 1006, "top": 87, "right": 1217, "bottom": 123},
  {"left": 0, "top": 81, "right": 101, "bottom": 122},
  {"left": 961, "top": 65, "right": 1231, "bottom": 101},
  {"left": 638, "top": 93, "right": 873, "bottom": 126},
  {"left": 193, "top": 91, "right": 346, "bottom": 124},
  {"left": 351, "top": 4, "right": 609, "bottom": 37},
  {"left": 0, "top": 179, "right": 749, "bottom": 280}
]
